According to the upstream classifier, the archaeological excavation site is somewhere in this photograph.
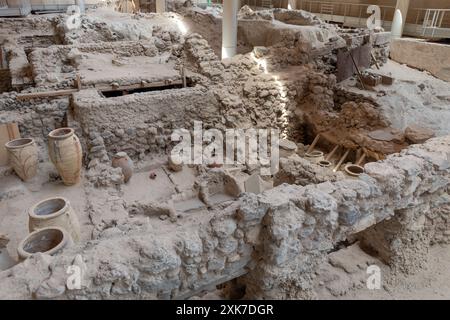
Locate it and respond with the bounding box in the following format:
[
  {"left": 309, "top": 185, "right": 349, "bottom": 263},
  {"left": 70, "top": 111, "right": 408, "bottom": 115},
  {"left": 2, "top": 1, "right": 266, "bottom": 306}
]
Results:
[{"left": 0, "top": 0, "right": 450, "bottom": 302}]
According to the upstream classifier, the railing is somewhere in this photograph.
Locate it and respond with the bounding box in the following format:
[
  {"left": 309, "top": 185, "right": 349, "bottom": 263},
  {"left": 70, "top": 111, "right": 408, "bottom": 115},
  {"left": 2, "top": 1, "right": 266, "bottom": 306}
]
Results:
[
  {"left": 0, "top": 0, "right": 31, "bottom": 16},
  {"left": 195, "top": 0, "right": 285, "bottom": 8},
  {"left": 298, "top": 0, "right": 396, "bottom": 27},
  {"left": 31, "top": 1, "right": 77, "bottom": 12},
  {"left": 298, "top": 0, "right": 450, "bottom": 38},
  {"left": 418, "top": 8, "right": 450, "bottom": 37}
]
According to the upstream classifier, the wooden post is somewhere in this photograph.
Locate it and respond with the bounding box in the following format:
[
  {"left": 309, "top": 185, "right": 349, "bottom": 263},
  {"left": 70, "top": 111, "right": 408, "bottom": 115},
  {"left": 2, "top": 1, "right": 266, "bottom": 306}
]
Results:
[
  {"left": 306, "top": 134, "right": 321, "bottom": 154},
  {"left": 333, "top": 149, "right": 350, "bottom": 172},
  {"left": 325, "top": 145, "right": 339, "bottom": 161},
  {"left": 371, "top": 52, "right": 380, "bottom": 70},
  {"left": 16, "top": 89, "right": 79, "bottom": 100},
  {"left": 181, "top": 67, "right": 187, "bottom": 88},
  {"left": 349, "top": 51, "right": 366, "bottom": 90},
  {"left": 74, "top": 74, "right": 81, "bottom": 90},
  {"left": 356, "top": 149, "right": 367, "bottom": 166}
]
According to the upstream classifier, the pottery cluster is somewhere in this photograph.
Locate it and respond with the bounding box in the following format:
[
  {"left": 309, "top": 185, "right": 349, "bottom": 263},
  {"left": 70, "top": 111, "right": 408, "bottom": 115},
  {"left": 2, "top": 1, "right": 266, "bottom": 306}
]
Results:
[
  {"left": 17, "top": 197, "right": 80, "bottom": 260},
  {"left": 4, "top": 127, "right": 82, "bottom": 186},
  {"left": 306, "top": 149, "right": 365, "bottom": 177}
]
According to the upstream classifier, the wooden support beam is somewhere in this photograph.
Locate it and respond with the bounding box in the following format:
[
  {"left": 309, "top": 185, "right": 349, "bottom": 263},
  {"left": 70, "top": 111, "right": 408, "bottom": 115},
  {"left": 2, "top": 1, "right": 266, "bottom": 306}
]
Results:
[
  {"left": 356, "top": 150, "right": 367, "bottom": 166},
  {"left": 16, "top": 89, "right": 79, "bottom": 100},
  {"left": 325, "top": 145, "right": 340, "bottom": 161},
  {"left": 75, "top": 74, "right": 81, "bottom": 90},
  {"left": 333, "top": 149, "right": 350, "bottom": 172},
  {"left": 306, "top": 134, "right": 321, "bottom": 154},
  {"left": 181, "top": 67, "right": 187, "bottom": 88},
  {"left": 371, "top": 52, "right": 381, "bottom": 70},
  {"left": 95, "top": 79, "right": 183, "bottom": 92},
  {"left": 349, "top": 51, "right": 366, "bottom": 90}
]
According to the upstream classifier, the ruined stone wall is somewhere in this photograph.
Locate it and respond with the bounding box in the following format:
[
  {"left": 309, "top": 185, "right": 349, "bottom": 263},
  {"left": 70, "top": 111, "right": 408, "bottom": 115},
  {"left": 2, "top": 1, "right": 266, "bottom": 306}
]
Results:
[
  {"left": 4, "top": 44, "right": 31, "bottom": 90},
  {"left": 0, "top": 92, "right": 69, "bottom": 152},
  {"left": 70, "top": 33, "right": 310, "bottom": 163},
  {"left": 1, "top": 135, "right": 449, "bottom": 299},
  {"left": 241, "top": 136, "right": 450, "bottom": 297},
  {"left": 0, "top": 17, "right": 56, "bottom": 38},
  {"left": 73, "top": 88, "right": 222, "bottom": 161},
  {"left": 30, "top": 38, "right": 182, "bottom": 88}
]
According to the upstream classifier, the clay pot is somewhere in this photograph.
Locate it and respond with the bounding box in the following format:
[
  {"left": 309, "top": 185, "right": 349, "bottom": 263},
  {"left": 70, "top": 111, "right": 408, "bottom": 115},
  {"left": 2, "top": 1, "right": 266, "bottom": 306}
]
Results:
[
  {"left": 28, "top": 197, "right": 81, "bottom": 242},
  {"left": 48, "top": 128, "right": 82, "bottom": 186},
  {"left": 344, "top": 164, "right": 365, "bottom": 177},
  {"left": 5, "top": 138, "right": 38, "bottom": 181},
  {"left": 318, "top": 160, "right": 332, "bottom": 168},
  {"left": 17, "top": 227, "right": 73, "bottom": 261},
  {"left": 305, "top": 150, "right": 324, "bottom": 164},
  {"left": 112, "top": 152, "right": 133, "bottom": 183}
]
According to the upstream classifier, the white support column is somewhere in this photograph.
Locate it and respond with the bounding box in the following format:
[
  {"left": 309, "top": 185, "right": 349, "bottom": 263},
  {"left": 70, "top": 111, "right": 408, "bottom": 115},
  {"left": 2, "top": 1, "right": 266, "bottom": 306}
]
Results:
[
  {"left": 288, "top": 0, "right": 297, "bottom": 10},
  {"left": 392, "top": 0, "right": 410, "bottom": 38},
  {"left": 222, "top": 0, "right": 239, "bottom": 60},
  {"left": 156, "top": 0, "right": 165, "bottom": 13},
  {"left": 75, "top": 0, "right": 85, "bottom": 14}
]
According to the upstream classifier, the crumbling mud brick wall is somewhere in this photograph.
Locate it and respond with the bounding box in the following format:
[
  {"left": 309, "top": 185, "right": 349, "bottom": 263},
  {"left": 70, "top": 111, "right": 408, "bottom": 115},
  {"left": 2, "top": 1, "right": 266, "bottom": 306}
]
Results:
[{"left": 1, "top": 135, "right": 449, "bottom": 300}]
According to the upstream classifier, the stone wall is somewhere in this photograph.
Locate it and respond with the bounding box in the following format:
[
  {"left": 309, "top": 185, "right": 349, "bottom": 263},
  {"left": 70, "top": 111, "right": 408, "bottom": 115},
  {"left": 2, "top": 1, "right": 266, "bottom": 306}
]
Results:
[
  {"left": 29, "top": 39, "right": 182, "bottom": 88},
  {"left": 390, "top": 38, "right": 450, "bottom": 82},
  {"left": 0, "top": 17, "right": 56, "bottom": 38},
  {"left": 241, "top": 135, "right": 450, "bottom": 297},
  {"left": 0, "top": 92, "right": 69, "bottom": 154},
  {"left": 1, "top": 134, "right": 449, "bottom": 299},
  {"left": 73, "top": 88, "right": 223, "bottom": 161}
]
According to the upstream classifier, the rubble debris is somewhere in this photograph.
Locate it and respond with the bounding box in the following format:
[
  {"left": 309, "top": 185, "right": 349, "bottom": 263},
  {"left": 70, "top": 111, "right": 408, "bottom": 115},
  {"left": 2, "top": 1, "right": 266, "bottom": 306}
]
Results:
[{"left": 405, "top": 125, "right": 435, "bottom": 144}]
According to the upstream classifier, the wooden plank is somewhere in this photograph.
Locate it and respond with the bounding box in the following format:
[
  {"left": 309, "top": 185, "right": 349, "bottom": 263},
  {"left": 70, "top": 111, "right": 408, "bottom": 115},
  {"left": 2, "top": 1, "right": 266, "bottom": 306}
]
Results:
[
  {"left": 349, "top": 51, "right": 366, "bottom": 90},
  {"left": 181, "top": 68, "right": 186, "bottom": 88},
  {"left": 0, "top": 123, "right": 20, "bottom": 166},
  {"left": 95, "top": 79, "right": 183, "bottom": 92},
  {"left": 16, "top": 89, "right": 79, "bottom": 100}
]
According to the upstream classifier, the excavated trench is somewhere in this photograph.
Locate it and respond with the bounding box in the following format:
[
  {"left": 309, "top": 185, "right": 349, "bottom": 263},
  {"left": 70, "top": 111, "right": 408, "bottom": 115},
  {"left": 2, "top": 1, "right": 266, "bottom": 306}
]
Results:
[{"left": 0, "top": 6, "right": 448, "bottom": 301}]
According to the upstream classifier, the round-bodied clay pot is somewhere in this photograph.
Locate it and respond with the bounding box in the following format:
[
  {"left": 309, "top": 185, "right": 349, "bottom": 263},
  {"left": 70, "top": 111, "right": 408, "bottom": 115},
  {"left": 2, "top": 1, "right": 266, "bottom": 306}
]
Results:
[
  {"left": 111, "top": 152, "right": 133, "bottom": 183},
  {"left": 318, "top": 160, "right": 332, "bottom": 168},
  {"left": 28, "top": 197, "right": 81, "bottom": 242},
  {"left": 17, "top": 227, "right": 73, "bottom": 261},
  {"left": 48, "top": 128, "right": 82, "bottom": 186},
  {"left": 5, "top": 138, "right": 38, "bottom": 181},
  {"left": 344, "top": 164, "right": 365, "bottom": 177},
  {"left": 305, "top": 150, "right": 324, "bottom": 164}
]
